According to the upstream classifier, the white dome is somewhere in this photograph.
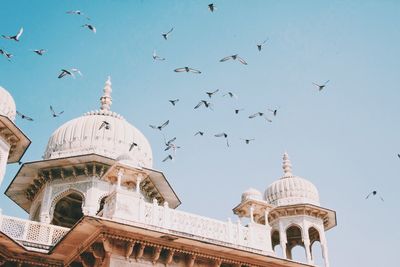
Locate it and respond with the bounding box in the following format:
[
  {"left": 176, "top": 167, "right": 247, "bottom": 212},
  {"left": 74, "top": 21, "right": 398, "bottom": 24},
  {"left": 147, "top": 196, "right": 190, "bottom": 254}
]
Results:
[
  {"left": 0, "top": 86, "right": 17, "bottom": 121},
  {"left": 264, "top": 153, "right": 320, "bottom": 206},
  {"left": 241, "top": 188, "right": 262, "bottom": 202},
  {"left": 43, "top": 77, "right": 153, "bottom": 168}
]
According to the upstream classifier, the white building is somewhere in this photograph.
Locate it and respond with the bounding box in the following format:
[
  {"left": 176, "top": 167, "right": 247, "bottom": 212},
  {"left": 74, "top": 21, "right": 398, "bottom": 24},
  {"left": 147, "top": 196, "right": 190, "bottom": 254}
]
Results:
[{"left": 0, "top": 79, "right": 336, "bottom": 267}]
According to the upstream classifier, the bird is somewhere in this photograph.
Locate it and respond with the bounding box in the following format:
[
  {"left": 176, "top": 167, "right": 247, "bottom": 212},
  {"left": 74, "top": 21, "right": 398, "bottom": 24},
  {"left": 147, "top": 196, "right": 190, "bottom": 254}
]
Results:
[
  {"left": 164, "top": 137, "right": 180, "bottom": 153},
  {"left": 16, "top": 111, "right": 33, "bottom": 121},
  {"left": 2, "top": 27, "right": 23, "bottom": 42},
  {"left": 268, "top": 108, "right": 278, "bottom": 116},
  {"left": 174, "top": 67, "right": 201, "bottom": 74},
  {"left": 206, "top": 89, "right": 219, "bottom": 98},
  {"left": 165, "top": 137, "right": 177, "bottom": 147},
  {"left": 129, "top": 142, "right": 138, "bottom": 151},
  {"left": 99, "top": 121, "right": 110, "bottom": 130},
  {"left": 58, "top": 68, "right": 82, "bottom": 79},
  {"left": 0, "top": 49, "right": 13, "bottom": 61},
  {"left": 219, "top": 54, "right": 248, "bottom": 65},
  {"left": 82, "top": 24, "right": 96, "bottom": 33},
  {"left": 162, "top": 27, "right": 174, "bottom": 40},
  {"left": 241, "top": 138, "right": 255, "bottom": 144},
  {"left": 169, "top": 99, "right": 179, "bottom": 106},
  {"left": 397, "top": 154, "right": 400, "bottom": 159},
  {"left": 257, "top": 39, "right": 268, "bottom": 51},
  {"left": 223, "top": 92, "right": 238, "bottom": 99},
  {"left": 149, "top": 120, "right": 169, "bottom": 131},
  {"left": 194, "top": 100, "right": 213, "bottom": 110},
  {"left": 194, "top": 131, "right": 204, "bottom": 136},
  {"left": 234, "top": 108, "right": 244, "bottom": 114},
  {"left": 214, "top": 133, "right": 229, "bottom": 147},
  {"left": 162, "top": 154, "right": 173, "bottom": 162},
  {"left": 66, "top": 10, "right": 90, "bottom": 20},
  {"left": 50, "top": 106, "right": 64, "bottom": 117},
  {"left": 249, "top": 112, "right": 272, "bottom": 122},
  {"left": 32, "top": 49, "right": 46, "bottom": 56},
  {"left": 365, "top": 191, "right": 384, "bottom": 202},
  {"left": 208, "top": 3, "right": 216, "bottom": 12},
  {"left": 313, "top": 80, "right": 330, "bottom": 91},
  {"left": 152, "top": 50, "right": 166, "bottom": 61}
]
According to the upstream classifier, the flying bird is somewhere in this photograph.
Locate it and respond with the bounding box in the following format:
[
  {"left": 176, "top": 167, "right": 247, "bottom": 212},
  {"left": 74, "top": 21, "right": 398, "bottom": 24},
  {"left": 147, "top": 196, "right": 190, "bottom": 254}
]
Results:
[
  {"left": 313, "top": 80, "right": 330, "bottom": 91},
  {"left": 268, "top": 108, "right": 278, "bottom": 116},
  {"left": 66, "top": 10, "right": 90, "bottom": 20},
  {"left": 162, "top": 154, "right": 173, "bottom": 162},
  {"left": 174, "top": 67, "right": 201, "bottom": 74},
  {"left": 365, "top": 191, "right": 384, "bottom": 202},
  {"left": 241, "top": 138, "right": 255, "bottom": 144},
  {"left": 206, "top": 89, "right": 219, "bottom": 98},
  {"left": 16, "top": 111, "right": 33, "bottom": 121},
  {"left": 397, "top": 154, "right": 400, "bottom": 159},
  {"left": 152, "top": 50, "right": 165, "bottom": 61},
  {"left": 164, "top": 137, "right": 180, "bottom": 153},
  {"left": 2, "top": 27, "right": 23, "bottom": 42},
  {"left": 194, "top": 100, "right": 213, "bottom": 110},
  {"left": 249, "top": 112, "right": 272, "bottom": 122},
  {"left": 162, "top": 27, "right": 174, "bottom": 40},
  {"left": 208, "top": 3, "right": 216, "bottom": 12},
  {"left": 223, "top": 92, "right": 238, "bottom": 99},
  {"left": 82, "top": 24, "right": 96, "bottom": 33},
  {"left": 99, "top": 121, "right": 110, "bottom": 130},
  {"left": 234, "top": 108, "right": 244, "bottom": 114},
  {"left": 32, "top": 49, "right": 46, "bottom": 56},
  {"left": 58, "top": 68, "right": 82, "bottom": 79},
  {"left": 215, "top": 132, "right": 229, "bottom": 147},
  {"left": 194, "top": 131, "right": 204, "bottom": 136},
  {"left": 0, "top": 49, "right": 13, "bottom": 60},
  {"left": 257, "top": 39, "right": 268, "bottom": 51},
  {"left": 169, "top": 99, "right": 179, "bottom": 106},
  {"left": 149, "top": 120, "right": 169, "bottom": 131},
  {"left": 129, "top": 142, "right": 138, "bottom": 151},
  {"left": 50, "top": 106, "right": 64, "bottom": 117},
  {"left": 219, "top": 54, "right": 248, "bottom": 65}
]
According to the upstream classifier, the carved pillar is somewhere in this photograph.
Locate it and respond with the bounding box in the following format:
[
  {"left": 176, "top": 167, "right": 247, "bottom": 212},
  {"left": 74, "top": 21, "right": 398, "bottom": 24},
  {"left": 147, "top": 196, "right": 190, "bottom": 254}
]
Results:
[
  {"left": 303, "top": 237, "right": 313, "bottom": 265},
  {"left": 249, "top": 205, "right": 254, "bottom": 223},
  {"left": 125, "top": 241, "right": 135, "bottom": 259},
  {"left": 136, "top": 174, "right": 142, "bottom": 194},
  {"left": 165, "top": 249, "right": 175, "bottom": 266},
  {"left": 187, "top": 254, "right": 196, "bottom": 267},
  {"left": 321, "top": 239, "right": 330, "bottom": 267},
  {"left": 116, "top": 169, "right": 124, "bottom": 190},
  {"left": 102, "top": 238, "right": 113, "bottom": 267},
  {"left": 151, "top": 247, "right": 162, "bottom": 264},
  {"left": 213, "top": 259, "right": 222, "bottom": 267},
  {"left": 279, "top": 223, "right": 287, "bottom": 259},
  {"left": 136, "top": 243, "right": 145, "bottom": 260}
]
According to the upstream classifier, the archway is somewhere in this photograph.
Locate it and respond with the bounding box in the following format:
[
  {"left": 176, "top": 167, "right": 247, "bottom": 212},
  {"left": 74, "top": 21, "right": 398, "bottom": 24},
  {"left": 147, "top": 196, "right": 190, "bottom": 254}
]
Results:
[
  {"left": 286, "top": 225, "right": 306, "bottom": 262},
  {"left": 309, "top": 227, "right": 324, "bottom": 266},
  {"left": 51, "top": 192, "right": 84, "bottom": 228},
  {"left": 271, "top": 230, "right": 283, "bottom": 257}
]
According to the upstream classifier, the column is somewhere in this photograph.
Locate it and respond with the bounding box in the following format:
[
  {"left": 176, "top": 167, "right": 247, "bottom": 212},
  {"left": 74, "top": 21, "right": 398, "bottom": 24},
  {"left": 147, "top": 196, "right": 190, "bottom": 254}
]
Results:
[{"left": 249, "top": 205, "right": 255, "bottom": 223}]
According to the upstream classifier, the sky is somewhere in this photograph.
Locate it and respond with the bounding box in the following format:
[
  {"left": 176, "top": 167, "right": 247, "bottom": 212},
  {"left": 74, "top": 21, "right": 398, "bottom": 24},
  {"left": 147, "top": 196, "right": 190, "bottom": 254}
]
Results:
[{"left": 1, "top": 1, "right": 400, "bottom": 266}]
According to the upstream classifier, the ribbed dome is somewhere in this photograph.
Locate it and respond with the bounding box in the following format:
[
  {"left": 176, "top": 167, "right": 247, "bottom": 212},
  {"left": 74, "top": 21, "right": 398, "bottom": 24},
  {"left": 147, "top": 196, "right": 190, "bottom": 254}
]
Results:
[
  {"left": 0, "top": 86, "right": 17, "bottom": 121},
  {"left": 43, "top": 78, "right": 153, "bottom": 168},
  {"left": 241, "top": 188, "right": 262, "bottom": 202},
  {"left": 264, "top": 153, "right": 320, "bottom": 206}
]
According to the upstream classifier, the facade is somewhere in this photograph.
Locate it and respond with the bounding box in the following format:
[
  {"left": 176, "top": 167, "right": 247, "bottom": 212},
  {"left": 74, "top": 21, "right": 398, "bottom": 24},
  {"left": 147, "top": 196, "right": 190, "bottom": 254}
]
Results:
[{"left": 0, "top": 79, "right": 336, "bottom": 267}]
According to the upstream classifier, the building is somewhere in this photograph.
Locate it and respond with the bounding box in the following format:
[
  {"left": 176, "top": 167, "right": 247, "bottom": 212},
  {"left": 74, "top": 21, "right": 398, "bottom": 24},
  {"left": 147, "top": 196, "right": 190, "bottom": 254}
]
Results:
[{"left": 0, "top": 79, "right": 336, "bottom": 267}]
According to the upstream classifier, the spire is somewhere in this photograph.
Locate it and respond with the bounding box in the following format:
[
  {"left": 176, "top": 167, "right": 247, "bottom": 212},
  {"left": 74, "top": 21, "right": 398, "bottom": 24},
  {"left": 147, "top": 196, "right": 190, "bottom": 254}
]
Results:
[
  {"left": 100, "top": 76, "right": 112, "bottom": 111},
  {"left": 282, "top": 152, "right": 293, "bottom": 177}
]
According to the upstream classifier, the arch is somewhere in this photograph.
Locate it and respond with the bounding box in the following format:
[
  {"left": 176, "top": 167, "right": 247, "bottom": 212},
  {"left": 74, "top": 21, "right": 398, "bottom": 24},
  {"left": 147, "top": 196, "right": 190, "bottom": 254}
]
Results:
[
  {"left": 308, "top": 226, "right": 324, "bottom": 265},
  {"left": 51, "top": 191, "right": 84, "bottom": 228},
  {"left": 286, "top": 225, "right": 305, "bottom": 262},
  {"left": 271, "top": 230, "right": 280, "bottom": 249},
  {"left": 50, "top": 188, "right": 85, "bottom": 216}
]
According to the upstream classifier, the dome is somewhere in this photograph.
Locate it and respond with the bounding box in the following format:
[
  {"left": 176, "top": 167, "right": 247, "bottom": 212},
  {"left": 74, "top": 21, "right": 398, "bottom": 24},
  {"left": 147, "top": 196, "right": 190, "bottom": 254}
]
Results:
[
  {"left": 264, "top": 153, "right": 320, "bottom": 206},
  {"left": 0, "top": 86, "right": 17, "bottom": 121},
  {"left": 43, "top": 77, "right": 153, "bottom": 168},
  {"left": 241, "top": 188, "right": 262, "bottom": 202}
]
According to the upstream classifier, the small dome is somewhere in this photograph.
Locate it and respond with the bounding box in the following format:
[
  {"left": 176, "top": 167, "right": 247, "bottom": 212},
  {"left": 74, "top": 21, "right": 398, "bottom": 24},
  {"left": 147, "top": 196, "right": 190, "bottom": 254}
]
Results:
[
  {"left": 241, "top": 188, "right": 262, "bottom": 202},
  {"left": 0, "top": 86, "right": 17, "bottom": 121},
  {"left": 43, "top": 78, "right": 153, "bottom": 168},
  {"left": 264, "top": 153, "right": 320, "bottom": 206}
]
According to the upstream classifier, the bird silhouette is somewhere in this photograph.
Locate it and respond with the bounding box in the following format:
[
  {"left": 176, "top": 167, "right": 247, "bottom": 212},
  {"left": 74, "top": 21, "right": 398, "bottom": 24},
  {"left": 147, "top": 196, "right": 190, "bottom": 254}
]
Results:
[
  {"left": 169, "top": 99, "right": 179, "bottom": 106},
  {"left": 82, "top": 24, "right": 96, "bottom": 33},
  {"left": 58, "top": 68, "right": 82, "bottom": 79},
  {"left": 0, "top": 49, "right": 13, "bottom": 61},
  {"left": 214, "top": 133, "right": 229, "bottom": 147},
  {"left": 206, "top": 89, "right": 219, "bottom": 98},
  {"left": 129, "top": 142, "right": 138, "bottom": 151},
  {"left": 2, "top": 27, "right": 23, "bottom": 42},
  {"left": 366, "top": 190, "right": 384, "bottom": 202},
  {"left": 249, "top": 112, "right": 272, "bottom": 122},
  {"left": 99, "top": 121, "right": 110, "bottom": 130},
  {"left": 162, "top": 154, "right": 173, "bottom": 162},
  {"left": 219, "top": 54, "right": 248, "bottom": 65},
  {"left": 149, "top": 120, "right": 169, "bottom": 131},
  {"left": 50, "top": 106, "right": 64, "bottom": 117},
  {"left": 162, "top": 28, "right": 174, "bottom": 40},
  {"left": 313, "top": 80, "right": 330, "bottom": 91},
  {"left": 257, "top": 39, "right": 268, "bottom": 51},
  {"left": 194, "top": 131, "right": 204, "bottom": 136},
  {"left": 241, "top": 138, "right": 255, "bottom": 144},
  {"left": 268, "top": 108, "right": 278, "bottom": 116},
  {"left": 234, "top": 108, "right": 244, "bottom": 114},
  {"left": 174, "top": 67, "right": 201, "bottom": 74},
  {"left": 208, "top": 3, "right": 216, "bottom": 12},
  {"left": 66, "top": 10, "right": 90, "bottom": 20},
  {"left": 32, "top": 49, "right": 46, "bottom": 56},
  {"left": 194, "top": 100, "right": 213, "bottom": 110},
  {"left": 16, "top": 111, "right": 33, "bottom": 121},
  {"left": 223, "top": 92, "right": 238, "bottom": 99},
  {"left": 153, "top": 50, "right": 166, "bottom": 61}
]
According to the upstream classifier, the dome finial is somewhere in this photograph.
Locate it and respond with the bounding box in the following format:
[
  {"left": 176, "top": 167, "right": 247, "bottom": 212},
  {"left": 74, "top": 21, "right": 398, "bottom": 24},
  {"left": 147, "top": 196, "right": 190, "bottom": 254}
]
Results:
[
  {"left": 282, "top": 152, "right": 293, "bottom": 177},
  {"left": 100, "top": 76, "right": 112, "bottom": 111}
]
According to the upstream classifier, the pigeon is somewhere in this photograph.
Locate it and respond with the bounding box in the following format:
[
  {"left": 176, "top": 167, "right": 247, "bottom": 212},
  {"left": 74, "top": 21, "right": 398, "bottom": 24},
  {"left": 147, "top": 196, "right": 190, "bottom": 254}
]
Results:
[
  {"left": 82, "top": 24, "right": 96, "bottom": 33},
  {"left": 32, "top": 49, "right": 46, "bottom": 56},
  {"left": 149, "top": 120, "right": 169, "bottom": 131},
  {"left": 194, "top": 100, "right": 213, "bottom": 110},
  {"left": 194, "top": 131, "right": 204, "bottom": 136},
  {"left": 153, "top": 50, "right": 165, "bottom": 61},
  {"left": 313, "top": 80, "right": 330, "bottom": 91},
  {"left": 58, "top": 68, "right": 82, "bottom": 79},
  {"left": 162, "top": 154, "right": 173, "bottom": 162},
  {"left": 16, "top": 111, "right": 33, "bottom": 121},
  {"left": 249, "top": 112, "right": 272, "bottom": 122},
  {"left": 208, "top": 3, "right": 216, "bottom": 12},
  {"left": 219, "top": 54, "right": 248, "bottom": 65},
  {"left": 165, "top": 137, "right": 177, "bottom": 147},
  {"left": 129, "top": 142, "right": 138, "bottom": 151},
  {"left": 223, "top": 92, "right": 238, "bottom": 99},
  {"left": 169, "top": 99, "right": 179, "bottom": 106},
  {"left": 365, "top": 191, "right": 384, "bottom": 202},
  {"left": 214, "top": 132, "right": 229, "bottom": 147},
  {"left": 257, "top": 39, "right": 268, "bottom": 51},
  {"left": 206, "top": 89, "right": 219, "bottom": 98},
  {"left": 50, "top": 106, "right": 64, "bottom": 117},
  {"left": 164, "top": 137, "right": 180, "bottom": 153},
  {"left": 174, "top": 67, "right": 201, "bottom": 74},
  {"left": 234, "top": 108, "right": 244, "bottom": 114},
  {"left": 2, "top": 27, "right": 23, "bottom": 42},
  {"left": 0, "top": 49, "right": 13, "bottom": 60},
  {"left": 241, "top": 138, "right": 255, "bottom": 144},
  {"left": 162, "top": 27, "right": 174, "bottom": 40},
  {"left": 99, "top": 121, "right": 110, "bottom": 130},
  {"left": 66, "top": 10, "right": 90, "bottom": 20}
]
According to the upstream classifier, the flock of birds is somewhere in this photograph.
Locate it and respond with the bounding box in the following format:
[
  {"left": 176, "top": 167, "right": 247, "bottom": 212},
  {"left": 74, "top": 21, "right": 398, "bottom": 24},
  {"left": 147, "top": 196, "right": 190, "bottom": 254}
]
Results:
[{"left": 1, "top": 3, "right": 389, "bottom": 202}]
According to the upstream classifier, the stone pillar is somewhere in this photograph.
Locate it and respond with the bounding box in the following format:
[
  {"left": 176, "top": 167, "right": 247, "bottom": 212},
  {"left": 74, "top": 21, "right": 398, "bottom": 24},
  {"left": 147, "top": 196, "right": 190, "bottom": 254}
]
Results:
[
  {"left": 321, "top": 239, "right": 330, "bottom": 267},
  {"left": 136, "top": 174, "right": 142, "bottom": 194},
  {"left": 303, "top": 237, "right": 313, "bottom": 265},
  {"left": 249, "top": 205, "right": 255, "bottom": 223},
  {"left": 279, "top": 222, "right": 287, "bottom": 259}
]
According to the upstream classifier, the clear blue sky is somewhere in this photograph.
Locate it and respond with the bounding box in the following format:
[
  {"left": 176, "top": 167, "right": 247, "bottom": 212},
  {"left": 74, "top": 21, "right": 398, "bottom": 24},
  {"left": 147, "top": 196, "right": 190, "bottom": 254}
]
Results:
[{"left": 1, "top": 1, "right": 399, "bottom": 266}]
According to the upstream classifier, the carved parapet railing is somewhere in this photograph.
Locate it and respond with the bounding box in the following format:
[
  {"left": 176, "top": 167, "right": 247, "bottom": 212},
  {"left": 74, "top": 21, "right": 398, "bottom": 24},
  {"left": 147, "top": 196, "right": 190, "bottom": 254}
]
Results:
[{"left": 0, "top": 213, "right": 69, "bottom": 251}]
